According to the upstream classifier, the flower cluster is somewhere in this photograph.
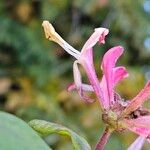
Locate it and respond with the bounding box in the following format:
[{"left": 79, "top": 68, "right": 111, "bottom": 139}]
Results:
[{"left": 42, "top": 21, "right": 150, "bottom": 150}]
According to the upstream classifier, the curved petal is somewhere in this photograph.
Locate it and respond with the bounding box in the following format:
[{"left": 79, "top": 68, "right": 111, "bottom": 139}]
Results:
[
  {"left": 67, "top": 83, "right": 93, "bottom": 92},
  {"left": 77, "top": 87, "right": 95, "bottom": 103},
  {"left": 127, "top": 136, "right": 145, "bottom": 150},
  {"left": 125, "top": 117, "right": 150, "bottom": 138},
  {"left": 100, "top": 46, "right": 124, "bottom": 106},
  {"left": 125, "top": 116, "right": 150, "bottom": 129},
  {"left": 113, "top": 66, "right": 129, "bottom": 85},
  {"left": 81, "top": 28, "right": 109, "bottom": 53},
  {"left": 100, "top": 66, "right": 128, "bottom": 106},
  {"left": 67, "top": 83, "right": 76, "bottom": 92},
  {"left": 79, "top": 48, "right": 106, "bottom": 109},
  {"left": 122, "top": 82, "right": 150, "bottom": 117},
  {"left": 73, "top": 60, "right": 82, "bottom": 90},
  {"left": 127, "top": 127, "right": 150, "bottom": 138},
  {"left": 72, "top": 60, "right": 95, "bottom": 103},
  {"left": 68, "top": 65, "right": 129, "bottom": 98}
]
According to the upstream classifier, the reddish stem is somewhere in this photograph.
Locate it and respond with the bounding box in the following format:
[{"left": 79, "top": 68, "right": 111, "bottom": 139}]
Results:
[{"left": 95, "top": 128, "right": 111, "bottom": 150}]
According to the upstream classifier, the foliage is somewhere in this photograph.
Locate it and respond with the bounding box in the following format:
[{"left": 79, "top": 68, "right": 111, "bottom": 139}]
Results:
[
  {"left": 29, "top": 119, "right": 91, "bottom": 150},
  {"left": 0, "top": 111, "right": 51, "bottom": 150}
]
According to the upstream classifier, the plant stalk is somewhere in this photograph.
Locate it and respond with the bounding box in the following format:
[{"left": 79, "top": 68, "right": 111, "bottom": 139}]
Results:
[{"left": 95, "top": 128, "right": 112, "bottom": 150}]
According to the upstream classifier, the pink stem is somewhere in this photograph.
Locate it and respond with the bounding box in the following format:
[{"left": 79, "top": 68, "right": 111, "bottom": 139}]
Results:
[{"left": 95, "top": 128, "right": 111, "bottom": 150}]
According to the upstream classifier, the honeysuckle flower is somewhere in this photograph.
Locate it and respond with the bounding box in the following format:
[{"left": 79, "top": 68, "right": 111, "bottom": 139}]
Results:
[
  {"left": 94, "top": 48, "right": 150, "bottom": 149},
  {"left": 42, "top": 21, "right": 150, "bottom": 150},
  {"left": 42, "top": 20, "right": 109, "bottom": 107}
]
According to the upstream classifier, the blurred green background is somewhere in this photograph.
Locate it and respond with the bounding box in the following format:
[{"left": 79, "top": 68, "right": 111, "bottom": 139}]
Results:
[{"left": 0, "top": 0, "right": 150, "bottom": 149}]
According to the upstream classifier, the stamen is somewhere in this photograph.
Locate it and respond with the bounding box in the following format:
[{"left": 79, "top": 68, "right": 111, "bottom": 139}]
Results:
[{"left": 42, "top": 21, "right": 81, "bottom": 59}]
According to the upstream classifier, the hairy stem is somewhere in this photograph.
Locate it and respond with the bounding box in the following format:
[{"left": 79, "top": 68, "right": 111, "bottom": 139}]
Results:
[{"left": 95, "top": 128, "right": 112, "bottom": 150}]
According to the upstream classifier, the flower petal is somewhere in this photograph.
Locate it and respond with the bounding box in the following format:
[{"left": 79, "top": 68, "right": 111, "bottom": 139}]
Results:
[
  {"left": 67, "top": 83, "right": 93, "bottom": 92},
  {"left": 125, "top": 118, "right": 150, "bottom": 138},
  {"left": 122, "top": 82, "right": 150, "bottom": 117},
  {"left": 100, "top": 46, "right": 124, "bottom": 106},
  {"left": 73, "top": 60, "right": 82, "bottom": 90},
  {"left": 125, "top": 116, "right": 150, "bottom": 129},
  {"left": 127, "top": 136, "right": 145, "bottom": 150},
  {"left": 77, "top": 88, "right": 95, "bottom": 103},
  {"left": 73, "top": 60, "right": 95, "bottom": 103},
  {"left": 67, "top": 83, "right": 76, "bottom": 92},
  {"left": 80, "top": 48, "right": 106, "bottom": 109},
  {"left": 68, "top": 65, "right": 129, "bottom": 99},
  {"left": 81, "top": 28, "right": 109, "bottom": 53},
  {"left": 127, "top": 126, "right": 150, "bottom": 138},
  {"left": 100, "top": 76, "right": 110, "bottom": 108},
  {"left": 113, "top": 66, "right": 129, "bottom": 85}
]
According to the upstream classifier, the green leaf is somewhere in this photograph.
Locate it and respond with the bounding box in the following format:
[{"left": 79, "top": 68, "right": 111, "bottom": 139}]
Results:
[
  {"left": 29, "top": 119, "right": 91, "bottom": 150},
  {"left": 0, "top": 112, "right": 51, "bottom": 150}
]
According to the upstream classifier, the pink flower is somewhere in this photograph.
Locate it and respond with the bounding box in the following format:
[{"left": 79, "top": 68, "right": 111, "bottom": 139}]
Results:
[
  {"left": 94, "top": 46, "right": 150, "bottom": 149},
  {"left": 68, "top": 27, "right": 109, "bottom": 105},
  {"left": 122, "top": 82, "right": 150, "bottom": 138},
  {"left": 42, "top": 21, "right": 150, "bottom": 150}
]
